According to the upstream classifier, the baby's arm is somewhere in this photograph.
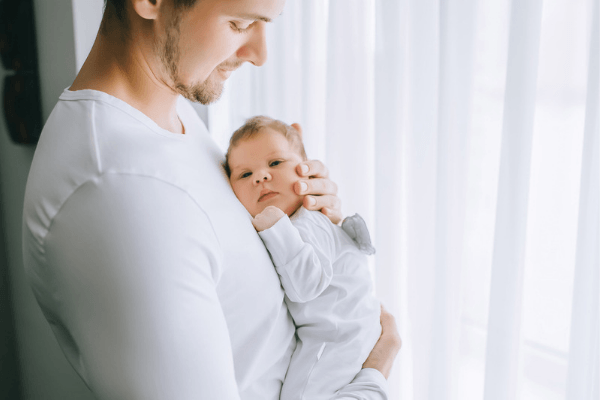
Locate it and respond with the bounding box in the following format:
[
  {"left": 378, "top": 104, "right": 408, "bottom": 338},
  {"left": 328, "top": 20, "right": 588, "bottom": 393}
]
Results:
[{"left": 254, "top": 206, "right": 334, "bottom": 303}]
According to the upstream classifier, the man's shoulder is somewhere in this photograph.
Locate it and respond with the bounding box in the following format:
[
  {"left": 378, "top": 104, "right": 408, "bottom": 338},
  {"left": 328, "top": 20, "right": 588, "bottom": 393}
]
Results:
[
  {"left": 25, "top": 91, "right": 224, "bottom": 240},
  {"left": 51, "top": 89, "right": 206, "bottom": 139},
  {"left": 43, "top": 91, "right": 210, "bottom": 172}
]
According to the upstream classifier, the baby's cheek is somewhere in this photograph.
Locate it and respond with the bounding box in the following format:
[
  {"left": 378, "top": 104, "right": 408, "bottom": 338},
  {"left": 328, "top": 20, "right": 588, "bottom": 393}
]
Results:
[
  {"left": 232, "top": 184, "right": 254, "bottom": 213},
  {"left": 230, "top": 182, "right": 243, "bottom": 202}
]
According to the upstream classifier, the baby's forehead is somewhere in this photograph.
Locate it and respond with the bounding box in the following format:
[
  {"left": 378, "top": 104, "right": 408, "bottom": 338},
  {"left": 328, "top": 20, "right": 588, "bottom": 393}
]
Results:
[{"left": 235, "top": 129, "right": 295, "bottom": 152}]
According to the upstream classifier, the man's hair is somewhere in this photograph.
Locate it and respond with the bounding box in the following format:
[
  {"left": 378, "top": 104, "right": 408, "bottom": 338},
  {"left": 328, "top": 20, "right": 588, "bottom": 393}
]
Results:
[
  {"left": 224, "top": 116, "right": 308, "bottom": 177},
  {"left": 104, "top": 0, "right": 198, "bottom": 23}
]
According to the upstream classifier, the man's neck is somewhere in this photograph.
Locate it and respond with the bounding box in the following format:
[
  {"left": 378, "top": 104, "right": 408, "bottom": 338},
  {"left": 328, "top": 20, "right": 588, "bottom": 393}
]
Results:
[{"left": 70, "top": 21, "right": 184, "bottom": 134}]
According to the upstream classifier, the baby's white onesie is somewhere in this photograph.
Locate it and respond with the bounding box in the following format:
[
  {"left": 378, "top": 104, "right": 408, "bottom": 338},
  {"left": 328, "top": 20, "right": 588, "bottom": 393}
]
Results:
[{"left": 258, "top": 207, "right": 382, "bottom": 400}]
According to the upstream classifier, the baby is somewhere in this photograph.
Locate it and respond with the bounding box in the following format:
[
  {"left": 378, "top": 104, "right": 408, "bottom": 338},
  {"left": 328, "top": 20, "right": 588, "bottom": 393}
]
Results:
[{"left": 225, "top": 116, "right": 381, "bottom": 400}]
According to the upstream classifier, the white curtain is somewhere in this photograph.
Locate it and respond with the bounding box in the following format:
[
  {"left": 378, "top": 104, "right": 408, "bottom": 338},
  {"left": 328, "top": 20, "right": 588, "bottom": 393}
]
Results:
[{"left": 208, "top": 0, "right": 600, "bottom": 399}]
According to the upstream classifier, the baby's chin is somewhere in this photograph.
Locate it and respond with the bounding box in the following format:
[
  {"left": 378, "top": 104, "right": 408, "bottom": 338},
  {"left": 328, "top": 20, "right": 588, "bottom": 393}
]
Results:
[{"left": 254, "top": 197, "right": 304, "bottom": 217}]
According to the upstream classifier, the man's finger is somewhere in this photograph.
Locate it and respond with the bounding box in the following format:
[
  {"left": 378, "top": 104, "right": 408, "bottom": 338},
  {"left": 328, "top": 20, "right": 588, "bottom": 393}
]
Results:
[
  {"left": 303, "top": 194, "right": 340, "bottom": 210},
  {"left": 321, "top": 207, "right": 343, "bottom": 225},
  {"left": 295, "top": 178, "right": 338, "bottom": 196},
  {"left": 380, "top": 305, "right": 402, "bottom": 350},
  {"left": 303, "top": 193, "right": 341, "bottom": 213},
  {"left": 303, "top": 195, "right": 343, "bottom": 225},
  {"left": 296, "top": 160, "right": 329, "bottom": 178}
]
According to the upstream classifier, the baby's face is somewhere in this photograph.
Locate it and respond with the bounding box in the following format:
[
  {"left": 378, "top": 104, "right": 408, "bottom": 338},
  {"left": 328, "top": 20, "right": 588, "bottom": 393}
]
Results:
[{"left": 229, "top": 128, "right": 305, "bottom": 217}]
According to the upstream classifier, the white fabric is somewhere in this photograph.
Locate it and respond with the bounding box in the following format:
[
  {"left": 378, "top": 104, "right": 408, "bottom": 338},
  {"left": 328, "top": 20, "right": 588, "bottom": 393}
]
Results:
[
  {"left": 258, "top": 207, "right": 382, "bottom": 400},
  {"left": 566, "top": 0, "right": 600, "bottom": 398},
  {"left": 210, "top": 0, "right": 600, "bottom": 399},
  {"left": 483, "top": 0, "right": 544, "bottom": 398},
  {"left": 22, "top": 89, "right": 386, "bottom": 400}
]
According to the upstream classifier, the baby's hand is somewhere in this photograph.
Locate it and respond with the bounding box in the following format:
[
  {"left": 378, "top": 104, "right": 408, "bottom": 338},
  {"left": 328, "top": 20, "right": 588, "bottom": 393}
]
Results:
[{"left": 252, "top": 206, "right": 285, "bottom": 232}]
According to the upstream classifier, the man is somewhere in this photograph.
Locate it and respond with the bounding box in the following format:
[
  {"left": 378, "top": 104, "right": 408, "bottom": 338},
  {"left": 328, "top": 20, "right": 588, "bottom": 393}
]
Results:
[{"left": 22, "top": 0, "right": 400, "bottom": 398}]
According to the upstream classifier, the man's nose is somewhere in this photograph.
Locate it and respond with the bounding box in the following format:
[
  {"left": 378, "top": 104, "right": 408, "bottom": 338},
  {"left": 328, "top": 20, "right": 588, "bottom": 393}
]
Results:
[{"left": 237, "top": 21, "right": 268, "bottom": 67}]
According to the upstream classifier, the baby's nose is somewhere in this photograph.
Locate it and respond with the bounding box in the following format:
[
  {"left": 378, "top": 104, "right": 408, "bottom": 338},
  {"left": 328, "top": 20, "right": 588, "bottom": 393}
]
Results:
[{"left": 255, "top": 175, "right": 268, "bottom": 184}]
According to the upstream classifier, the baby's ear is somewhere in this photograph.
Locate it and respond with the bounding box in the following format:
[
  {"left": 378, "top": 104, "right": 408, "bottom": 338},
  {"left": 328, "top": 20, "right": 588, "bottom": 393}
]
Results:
[{"left": 291, "top": 123, "right": 303, "bottom": 139}]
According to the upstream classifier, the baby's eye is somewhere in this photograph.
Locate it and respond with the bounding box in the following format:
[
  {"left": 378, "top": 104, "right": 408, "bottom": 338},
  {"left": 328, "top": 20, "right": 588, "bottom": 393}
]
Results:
[
  {"left": 270, "top": 160, "right": 282, "bottom": 167},
  {"left": 240, "top": 171, "right": 252, "bottom": 179}
]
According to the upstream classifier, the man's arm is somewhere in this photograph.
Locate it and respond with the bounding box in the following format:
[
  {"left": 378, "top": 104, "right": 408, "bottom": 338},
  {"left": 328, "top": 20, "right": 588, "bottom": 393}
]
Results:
[
  {"left": 37, "top": 174, "right": 240, "bottom": 399},
  {"left": 333, "top": 306, "right": 401, "bottom": 399},
  {"left": 333, "top": 369, "right": 389, "bottom": 400}
]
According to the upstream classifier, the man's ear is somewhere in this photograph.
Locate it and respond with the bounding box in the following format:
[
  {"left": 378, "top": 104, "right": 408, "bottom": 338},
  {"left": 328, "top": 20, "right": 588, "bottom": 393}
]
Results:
[
  {"left": 291, "top": 123, "right": 303, "bottom": 139},
  {"left": 131, "top": 0, "right": 162, "bottom": 20}
]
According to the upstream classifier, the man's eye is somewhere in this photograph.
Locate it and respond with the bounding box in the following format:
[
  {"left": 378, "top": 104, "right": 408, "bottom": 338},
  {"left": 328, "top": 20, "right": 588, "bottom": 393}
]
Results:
[
  {"left": 230, "top": 21, "right": 251, "bottom": 33},
  {"left": 270, "top": 160, "right": 282, "bottom": 167},
  {"left": 240, "top": 171, "right": 252, "bottom": 179}
]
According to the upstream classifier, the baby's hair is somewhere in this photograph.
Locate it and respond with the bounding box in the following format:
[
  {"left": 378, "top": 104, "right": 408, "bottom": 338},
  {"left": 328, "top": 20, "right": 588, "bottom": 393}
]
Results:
[{"left": 224, "top": 116, "right": 307, "bottom": 177}]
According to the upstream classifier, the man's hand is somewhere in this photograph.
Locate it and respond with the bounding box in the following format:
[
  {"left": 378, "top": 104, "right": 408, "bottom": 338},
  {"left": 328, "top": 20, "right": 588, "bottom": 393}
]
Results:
[
  {"left": 252, "top": 206, "right": 285, "bottom": 232},
  {"left": 291, "top": 123, "right": 343, "bottom": 225},
  {"left": 362, "top": 305, "right": 401, "bottom": 379}
]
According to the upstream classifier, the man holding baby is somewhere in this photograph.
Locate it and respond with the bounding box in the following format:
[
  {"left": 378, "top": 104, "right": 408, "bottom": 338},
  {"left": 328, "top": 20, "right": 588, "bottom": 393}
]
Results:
[{"left": 21, "top": 0, "right": 400, "bottom": 399}]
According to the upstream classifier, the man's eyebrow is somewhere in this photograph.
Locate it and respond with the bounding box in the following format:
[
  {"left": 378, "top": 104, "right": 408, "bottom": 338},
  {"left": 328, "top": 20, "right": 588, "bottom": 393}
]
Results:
[{"left": 232, "top": 12, "right": 281, "bottom": 23}]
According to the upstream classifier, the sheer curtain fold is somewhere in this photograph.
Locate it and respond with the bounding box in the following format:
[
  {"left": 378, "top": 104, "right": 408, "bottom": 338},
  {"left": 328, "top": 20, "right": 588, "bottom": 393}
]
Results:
[
  {"left": 403, "top": 3, "right": 440, "bottom": 397},
  {"left": 374, "top": 0, "right": 410, "bottom": 398},
  {"left": 566, "top": 0, "right": 600, "bottom": 398},
  {"left": 429, "top": 1, "right": 477, "bottom": 399},
  {"left": 483, "top": 1, "right": 544, "bottom": 399},
  {"left": 325, "top": 0, "right": 376, "bottom": 221},
  {"left": 298, "top": 1, "right": 329, "bottom": 162}
]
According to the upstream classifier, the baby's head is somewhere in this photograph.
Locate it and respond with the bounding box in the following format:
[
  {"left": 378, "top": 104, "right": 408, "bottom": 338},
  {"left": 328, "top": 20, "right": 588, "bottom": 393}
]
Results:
[{"left": 225, "top": 116, "right": 307, "bottom": 217}]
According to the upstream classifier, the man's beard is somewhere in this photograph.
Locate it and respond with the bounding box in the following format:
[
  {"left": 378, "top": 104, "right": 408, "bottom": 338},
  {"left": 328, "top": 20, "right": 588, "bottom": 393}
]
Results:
[{"left": 157, "top": 11, "right": 224, "bottom": 105}]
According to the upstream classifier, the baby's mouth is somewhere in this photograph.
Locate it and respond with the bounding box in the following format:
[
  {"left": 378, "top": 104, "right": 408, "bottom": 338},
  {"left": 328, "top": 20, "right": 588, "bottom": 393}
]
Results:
[{"left": 258, "top": 190, "right": 279, "bottom": 202}]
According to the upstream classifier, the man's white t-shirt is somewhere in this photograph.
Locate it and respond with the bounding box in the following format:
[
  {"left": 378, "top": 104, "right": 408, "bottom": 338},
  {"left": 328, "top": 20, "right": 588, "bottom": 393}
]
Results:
[{"left": 22, "top": 89, "right": 388, "bottom": 399}]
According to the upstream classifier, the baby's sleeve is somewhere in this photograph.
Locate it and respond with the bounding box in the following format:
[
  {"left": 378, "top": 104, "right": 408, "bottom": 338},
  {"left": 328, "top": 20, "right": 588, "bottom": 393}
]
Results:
[{"left": 258, "top": 215, "right": 335, "bottom": 303}]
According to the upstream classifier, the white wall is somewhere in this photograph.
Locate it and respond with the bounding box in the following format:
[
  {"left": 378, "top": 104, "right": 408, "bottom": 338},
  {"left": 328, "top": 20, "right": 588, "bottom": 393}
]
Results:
[
  {"left": 71, "top": 0, "right": 104, "bottom": 71},
  {"left": 0, "top": 0, "right": 96, "bottom": 398}
]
